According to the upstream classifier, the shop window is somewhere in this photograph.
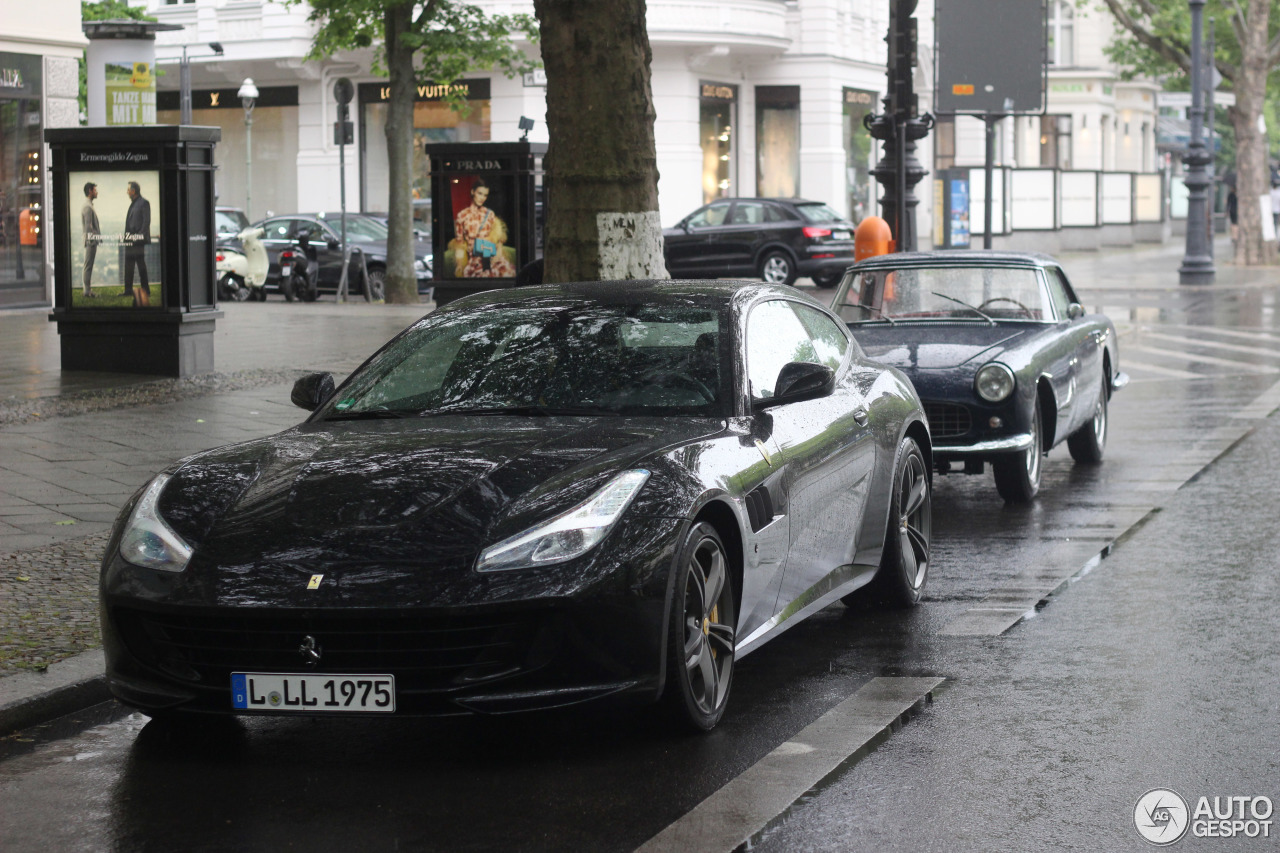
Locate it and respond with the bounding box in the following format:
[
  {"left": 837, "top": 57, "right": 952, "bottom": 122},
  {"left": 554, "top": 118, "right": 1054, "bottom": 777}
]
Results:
[
  {"left": 1041, "top": 114, "right": 1072, "bottom": 170},
  {"left": 935, "top": 115, "right": 956, "bottom": 171},
  {"left": 843, "top": 88, "right": 876, "bottom": 223},
  {"left": 700, "top": 83, "right": 736, "bottom": 204},
  {"left": 0, "top": 52, "right": 45, "bottom": 302},
  {"left": 756, "top": 86, "right": 800, "bottom": 198}
]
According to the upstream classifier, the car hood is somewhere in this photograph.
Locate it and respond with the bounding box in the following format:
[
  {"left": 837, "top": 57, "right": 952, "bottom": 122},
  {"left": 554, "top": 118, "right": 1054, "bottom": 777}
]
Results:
[
  {"left": 156, "top": 416, "right": 716, "bottom": 604},
  {"left": 849, "top": 323, "right": 1041, "bottom": 371}
]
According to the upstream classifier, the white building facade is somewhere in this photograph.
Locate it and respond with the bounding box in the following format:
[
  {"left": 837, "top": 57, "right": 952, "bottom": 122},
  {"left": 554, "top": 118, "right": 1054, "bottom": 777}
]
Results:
[{"left": 137, "top": 0, "right": 1159, "bottom": 259}]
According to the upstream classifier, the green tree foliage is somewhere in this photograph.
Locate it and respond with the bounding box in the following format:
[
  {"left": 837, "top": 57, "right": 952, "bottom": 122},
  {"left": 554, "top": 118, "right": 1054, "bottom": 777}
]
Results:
[
  {"left": 1098, "top": 0, "right": 1278, "bottom": 263},
  {"left": 300, "top": 0, "right": 538, "bottom": 302},
  {"left": 79, "top": 1, "right": 156, "bottom": 123}
]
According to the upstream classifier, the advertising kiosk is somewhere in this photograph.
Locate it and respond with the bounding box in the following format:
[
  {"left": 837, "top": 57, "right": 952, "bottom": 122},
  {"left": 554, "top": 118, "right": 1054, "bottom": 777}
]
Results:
[
  {"left": 424, "top": 141, "right": 545, "bottom": 305},
  {"left": 45, "top": 125, "right": 222, "bottom": 376}
]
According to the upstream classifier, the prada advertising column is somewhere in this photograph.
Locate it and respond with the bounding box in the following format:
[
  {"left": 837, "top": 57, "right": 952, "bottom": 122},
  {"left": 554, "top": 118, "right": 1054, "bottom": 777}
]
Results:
[{"left": 45, "top": 125, "right": 222, "bottom": 376}]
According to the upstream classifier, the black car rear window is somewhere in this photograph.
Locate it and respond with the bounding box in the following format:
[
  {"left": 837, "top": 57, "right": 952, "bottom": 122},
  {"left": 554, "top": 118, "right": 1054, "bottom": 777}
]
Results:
[{"left": 795, "top": 203, "right": 844, "bottom": 223}]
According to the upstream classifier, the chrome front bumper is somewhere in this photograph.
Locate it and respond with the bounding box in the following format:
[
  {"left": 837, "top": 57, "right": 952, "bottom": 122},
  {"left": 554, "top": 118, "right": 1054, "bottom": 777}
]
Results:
[{"left": 934, "top": 433, "right": 1034, "bottom": 457}]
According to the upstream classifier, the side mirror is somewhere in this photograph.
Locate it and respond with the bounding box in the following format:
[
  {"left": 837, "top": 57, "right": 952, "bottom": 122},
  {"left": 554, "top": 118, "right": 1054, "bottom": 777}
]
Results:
[
  {"left": 1067, "top": 303, "right": 1085, "bottom": 320},
  {"left": 291, "top": 372, "right": 336, "bottom": 411},
  {"left": 757, "top": 362, "right": 835, "bottom": 408}
]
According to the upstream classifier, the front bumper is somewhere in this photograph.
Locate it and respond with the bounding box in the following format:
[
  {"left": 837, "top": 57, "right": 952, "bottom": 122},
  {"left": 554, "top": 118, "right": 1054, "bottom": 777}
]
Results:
[
  {"left": 99, "top": 515, "right": 685, "bottom": 718},
  {"left": 933, "top": 433, "right": 1034, "bottom": 458}
]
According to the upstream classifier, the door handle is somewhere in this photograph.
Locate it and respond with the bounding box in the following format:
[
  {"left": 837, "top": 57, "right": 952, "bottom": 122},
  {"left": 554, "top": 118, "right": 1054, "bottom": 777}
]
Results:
[{"left": 853, "top": 408, "right": 870, "bottom": 426}]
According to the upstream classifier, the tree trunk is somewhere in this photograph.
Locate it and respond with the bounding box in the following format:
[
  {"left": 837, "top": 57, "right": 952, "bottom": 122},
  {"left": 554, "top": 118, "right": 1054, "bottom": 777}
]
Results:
[
  {"left": 1229, "top": 0, "right": 1274, "bottom": 266},
  {"left": 382, "top": 1, "right": 420, "bottom": 303},
  {"left": 533, "top": 0, "right": 668, "bottom": 283}
]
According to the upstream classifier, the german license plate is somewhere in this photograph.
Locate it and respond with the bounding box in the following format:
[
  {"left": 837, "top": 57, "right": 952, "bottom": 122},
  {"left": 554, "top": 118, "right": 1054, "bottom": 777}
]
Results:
[
  {"left": 231, "top": 672, "right": 395, "bottom": 713},
  {"left": 832, "top": 229, "right": 852, "bottom": 240}
]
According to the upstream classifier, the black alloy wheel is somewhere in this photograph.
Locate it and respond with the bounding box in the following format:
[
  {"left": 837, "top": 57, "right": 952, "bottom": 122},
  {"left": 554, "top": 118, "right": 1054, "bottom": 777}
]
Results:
[
  {"left": 663, "top": 521, "right": 737, "bottom": 731},
  {"left": 1067, "top": 381, "right": 1107, "bottom": 464},
  {"left": 846, "top": 437, "right": 932, "bottom": 608},
  {"left": 759, "top": 251, "right": 797, "bottom": 286},
  {"left": 994, "top": 396, "right": 1043, "bottom": 502}
]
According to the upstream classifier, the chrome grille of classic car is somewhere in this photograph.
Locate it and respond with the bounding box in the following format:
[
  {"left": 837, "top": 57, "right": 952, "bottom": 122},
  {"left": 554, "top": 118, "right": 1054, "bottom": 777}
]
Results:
[{"left": 923, "top": 402, "right": 972, "bottom": 438}]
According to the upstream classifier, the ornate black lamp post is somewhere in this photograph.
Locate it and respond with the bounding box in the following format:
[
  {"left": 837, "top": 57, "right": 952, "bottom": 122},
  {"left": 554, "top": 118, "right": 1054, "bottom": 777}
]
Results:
[{"left": 1179, "top": 0, "right": 1215, "bottom": 284}]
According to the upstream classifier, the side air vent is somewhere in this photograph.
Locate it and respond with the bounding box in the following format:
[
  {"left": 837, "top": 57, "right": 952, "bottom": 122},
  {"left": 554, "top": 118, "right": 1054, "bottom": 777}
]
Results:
[{"left": 744, "top": 485, "right": 775, "bottom": 533}]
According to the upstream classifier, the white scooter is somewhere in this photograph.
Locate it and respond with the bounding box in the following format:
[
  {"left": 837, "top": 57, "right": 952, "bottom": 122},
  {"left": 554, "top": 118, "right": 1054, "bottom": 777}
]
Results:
[{"left": 215, "top": 226, "right": 269, "bottom": 302}]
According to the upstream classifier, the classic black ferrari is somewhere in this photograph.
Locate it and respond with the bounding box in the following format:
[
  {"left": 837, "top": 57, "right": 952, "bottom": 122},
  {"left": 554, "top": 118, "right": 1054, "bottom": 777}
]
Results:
[
  {"left": 101, "top": 280, "right": 932, "bottom": 731},
  {"left": 830, "top": 251, "right": 1127, "bottom": 502}
]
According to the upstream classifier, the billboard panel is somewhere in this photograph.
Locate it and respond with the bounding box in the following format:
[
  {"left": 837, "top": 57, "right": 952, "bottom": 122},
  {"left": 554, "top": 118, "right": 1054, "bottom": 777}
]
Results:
[{"left": 936, "top": 0, "right": 1047, "bottom": 115}]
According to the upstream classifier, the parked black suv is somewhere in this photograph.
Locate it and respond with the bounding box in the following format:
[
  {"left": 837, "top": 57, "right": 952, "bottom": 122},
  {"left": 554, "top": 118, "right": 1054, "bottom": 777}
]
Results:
[{"left": 663, "top": 197, "right": 856, "bottom": 287}]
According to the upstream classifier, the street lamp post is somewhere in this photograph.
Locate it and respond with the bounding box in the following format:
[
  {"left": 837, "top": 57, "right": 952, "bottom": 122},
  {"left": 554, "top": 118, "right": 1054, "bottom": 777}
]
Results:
[
  {"left": 1179, "top": 0, "right": 1215, "bottom": 284},
  {"left": 238, "top": 78, "right": 258, "bottom": 221},
  {"left": 179, "top": 41, "right": 224, "bottom": 125}
]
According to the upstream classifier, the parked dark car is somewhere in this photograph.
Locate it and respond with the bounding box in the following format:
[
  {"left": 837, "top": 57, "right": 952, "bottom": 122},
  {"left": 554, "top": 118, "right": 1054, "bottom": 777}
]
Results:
[
  {"left": 251, "top": 213, "right": 433, "bottom": 299},
  {"left": 215, "top": 206, "right": 249, "bottom": 237},
  {"left": 100, "top": 280, "right": 932, "bottom": 731},
  {"left": 830, "top": 250, "right": 1127, "bottom": 502},
  {"left": 664, "top": 198, "right": 856, "bottom": 287}
]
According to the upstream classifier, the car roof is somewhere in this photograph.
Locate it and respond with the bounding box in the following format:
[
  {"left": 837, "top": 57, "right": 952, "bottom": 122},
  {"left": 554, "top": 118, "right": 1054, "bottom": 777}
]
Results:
[
  {"left": 443, "top": 279, "right": 822, "bottom": 312},
  {"left": 849, "top": 249, "right": 1060, "bottom": 270},
  {"left": 700, "top": 197, "right": 827, "bottom": 206}
]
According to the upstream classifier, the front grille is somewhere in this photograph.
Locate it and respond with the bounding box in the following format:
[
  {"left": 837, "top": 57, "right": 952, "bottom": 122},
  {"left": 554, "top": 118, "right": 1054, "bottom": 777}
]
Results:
[
  {"left": 923, "top": 401, "right": 972, "bottom": 438},
  {"left": 113, "top": 607, "right": 553, "bottom": 692}
]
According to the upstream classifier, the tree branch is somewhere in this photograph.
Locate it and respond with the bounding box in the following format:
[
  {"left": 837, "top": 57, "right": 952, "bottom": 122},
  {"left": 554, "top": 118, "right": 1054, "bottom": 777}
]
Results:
[
  {"left": 413, "top": 0, "right": 441, "bottom": 32},
  {"left": 1097, "top": 0, "right": 1192, "bottom": 71}
]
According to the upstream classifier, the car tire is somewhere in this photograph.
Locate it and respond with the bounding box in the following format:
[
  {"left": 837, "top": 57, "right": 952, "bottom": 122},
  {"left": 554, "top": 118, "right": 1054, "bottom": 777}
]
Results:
[
  {"left": 845, "top": 437, "right": 932, "bottom": 609},
  {"left": 1067, "top": 384, "right": 1107, "bottom": 464},
  {"left": 993, "top": 396, "right": 1043, "bottom": 502},
  {"left": 662, "top": 521, "right": 737, "bottom": 732},
  {"left": 759, "top": 251, "right": 797, "bottom": 286},
  {"left": 364, "top": 267, "right": 387, "bottom": 302}
]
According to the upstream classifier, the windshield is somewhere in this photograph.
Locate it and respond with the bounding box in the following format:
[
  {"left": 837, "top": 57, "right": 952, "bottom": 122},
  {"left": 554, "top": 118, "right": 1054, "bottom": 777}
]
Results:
[
  {"left": 216, "top": 210, "right": 249, "bottom": 234},
  {"left": 833, "top": 266, "right": 1053, "bottom": 323},
  {"left": 795, "top": 203, "right": 845, "bottom": 224},
  {"left": 321, "top": 215, "right": 388, "bottom": 242},
  {"left": 319, "top": 304, "right": 730, "bottom": 419}
]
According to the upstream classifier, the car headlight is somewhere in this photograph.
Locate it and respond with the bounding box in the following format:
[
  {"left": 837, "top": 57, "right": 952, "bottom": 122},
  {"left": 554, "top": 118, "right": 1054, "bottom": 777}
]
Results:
[
  {"left": 974, "top": 362, "right": 1015, "bottom": 403},
  {"left": 118, "top": 474, "right": 194, "bottom": 572},
  {"left": 476, "top": 470, "right": 650, "bottom": 572}
]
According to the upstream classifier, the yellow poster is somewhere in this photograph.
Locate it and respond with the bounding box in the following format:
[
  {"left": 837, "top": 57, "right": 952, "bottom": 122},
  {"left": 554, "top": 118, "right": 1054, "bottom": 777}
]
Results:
[{"left": 104, "top": 62, "right": 156, "bottom": 126}]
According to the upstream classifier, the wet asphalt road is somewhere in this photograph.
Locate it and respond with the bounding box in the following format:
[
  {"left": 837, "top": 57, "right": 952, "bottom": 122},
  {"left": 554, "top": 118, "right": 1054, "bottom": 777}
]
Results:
[{"left": 4, "top": 277, "right": 1280, "bottom": 851}]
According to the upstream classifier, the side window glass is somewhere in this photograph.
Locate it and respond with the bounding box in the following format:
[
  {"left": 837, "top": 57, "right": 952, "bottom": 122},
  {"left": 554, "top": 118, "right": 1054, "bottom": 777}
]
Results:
[
  {"left": 266, "top": 220, "right": 292, "bottom": 240},
  {"left": 298, "top": 221, "right": 327, "bottom": 242},
  {"left": 728, "top": 202, "right": 765, "bottom": 225},
  {"left": 688, "top": 203, "right": 730, "bottom": 228},
  {"left": 1045, "top": 269, "right": 1071, "bottom": 319},
  {"left": 792, "top": 304, "right": 850, "bottom": 370},
  {"left": 746, "top": 300, "right": 820, "bottom": 401},
  {"left": 763, "top": 204, "right": 791, "bottom": 223}
]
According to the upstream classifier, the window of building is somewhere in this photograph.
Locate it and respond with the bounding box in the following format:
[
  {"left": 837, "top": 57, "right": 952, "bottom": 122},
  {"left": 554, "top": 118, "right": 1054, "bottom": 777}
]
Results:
[
  {"left": 756, "top": 85, "right": 800, "bottom": 198},
  {"left": 934, "top": 116, "right": 956, "bottom": 171},
  {"left": 359, "top": 80, "right": 491, "bottom": 213},
  {"left": 700, "top": 83, "right": 737, "bottom": 204},
  {"left": 1049, "top": 1, "right": 1074, "bottom": 67},
  {"left": 1041, "top": 114, "right": 1072, "bottom": 170},
  {"left": 843, "top": 88, "right": 876, "bottom": 223},
  {"left": 0, "top": 51, "right": 45, "bottom": 306}
]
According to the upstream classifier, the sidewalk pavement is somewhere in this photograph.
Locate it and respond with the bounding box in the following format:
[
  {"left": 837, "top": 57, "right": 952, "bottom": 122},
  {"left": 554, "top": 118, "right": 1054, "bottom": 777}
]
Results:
[{"left": 0, "top": 241, "right": 1269, "bottom": 735}]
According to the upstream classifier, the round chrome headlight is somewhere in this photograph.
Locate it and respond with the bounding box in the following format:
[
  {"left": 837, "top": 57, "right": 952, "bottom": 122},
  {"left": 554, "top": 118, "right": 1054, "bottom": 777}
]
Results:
[{"left": 975, "top": 363, "right": 1015, "bottom": 402}]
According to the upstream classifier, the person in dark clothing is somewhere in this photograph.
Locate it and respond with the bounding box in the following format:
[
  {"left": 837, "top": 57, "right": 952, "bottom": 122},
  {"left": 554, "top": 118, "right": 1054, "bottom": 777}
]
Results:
[{"left": 124, "top": 181, "right": 151, "bottom": 306}]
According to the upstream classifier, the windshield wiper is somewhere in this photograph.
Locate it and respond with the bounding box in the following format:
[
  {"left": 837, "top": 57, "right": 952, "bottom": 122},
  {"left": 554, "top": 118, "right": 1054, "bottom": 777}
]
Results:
[
  {"left": 930, "top": 292, "right": 996, "bottom": 325},
  {"left": 325, "top": 409, "right": 414, "bottom": 421},
  {"left": 844, "top": 301, "right": 897, "bottom": 325},
  {"left": 432, "top": 405, "right": 618, "bottom": 417}
]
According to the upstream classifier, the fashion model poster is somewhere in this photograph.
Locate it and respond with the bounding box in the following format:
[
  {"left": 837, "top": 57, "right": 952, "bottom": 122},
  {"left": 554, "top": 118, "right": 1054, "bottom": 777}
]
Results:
[
  {"left": 445, "top": 174, "right": 516, "bottom": 279},
  {"left": 69, "top": 170, "right": 162, "bottom": 308}
]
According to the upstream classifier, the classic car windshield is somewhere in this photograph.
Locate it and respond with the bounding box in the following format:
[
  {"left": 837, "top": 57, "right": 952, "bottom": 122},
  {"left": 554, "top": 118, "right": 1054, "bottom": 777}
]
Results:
[
  {"left": 321, "top": 304, "right": 729, "bottom": 418},
  {"left": 833, "top": 266, "right": 1052, "bottom": 323}
]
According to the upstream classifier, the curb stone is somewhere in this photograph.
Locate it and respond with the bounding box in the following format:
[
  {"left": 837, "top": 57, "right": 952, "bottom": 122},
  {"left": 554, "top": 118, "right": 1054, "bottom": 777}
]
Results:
[{"left": 0, "top": 650, "right": 109, "bottom": 736}]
